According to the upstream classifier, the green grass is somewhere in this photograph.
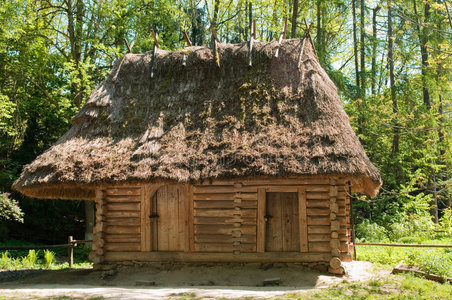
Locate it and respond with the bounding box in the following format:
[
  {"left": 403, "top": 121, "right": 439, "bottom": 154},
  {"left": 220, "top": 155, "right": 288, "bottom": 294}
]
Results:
[
  {"left": 0, "top": 249, "right": 92, "bottom": 270},
  {"left": 356, "top": 244, "right": 452, "bottom": 278},
  {"left": 278, "top": 274, "right": 452, "bottom": 299}
]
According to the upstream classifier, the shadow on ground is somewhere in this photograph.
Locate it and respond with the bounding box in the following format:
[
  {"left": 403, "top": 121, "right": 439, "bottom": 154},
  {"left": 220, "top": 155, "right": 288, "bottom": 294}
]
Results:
[{"left": 0, "top": 262, "right": 361, "bottom": 299}]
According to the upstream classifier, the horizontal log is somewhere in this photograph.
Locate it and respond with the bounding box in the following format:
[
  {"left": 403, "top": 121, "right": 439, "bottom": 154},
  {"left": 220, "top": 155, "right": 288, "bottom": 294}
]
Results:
[
  {"left": 307, "top": 208, "right": 330, "bottom": 216},
  {"left": 309, "top": 234, "right": 330, "bottom": 242},
  {"left": 105, "top": 225, "right": 140, "bottom": 234},
  {"left": 104, "top": 243, "right": 141, "bottom": 252},
  {"left": 195, "top": 234, "right": 256, "bottom": 244},
  {"left": 194, "top": 209, "right": 256, "bottom": 218},
  {"left": 194, "top": 200, "right": 257, "bottom": 209},
  {"left": 308, "top": 242, "right": 331, "bottom": 253},
  {"left": 106, "top": 202, "right": 140, "bottom": 211},
  {"left": 307, "top": 192, "right": 346, "bottom": 200},
  {"left": 195, "top": 243, "right": 256, "bottom": 253},
  {"left": 193, "top": 186, "right": 257, "bottom": 194},
  {"left": 308, "top": 216, "right": 330, "bottom": 226},
  {"left": 105, "top": 211, "right": 140, "bottom": 218},
  {"left": 105, "top": 251, "right": 332, "bottom": 263},
  {"left": 306, "top": 200, "right": 329, "bottom": 208},
  {"left": 105, "top": 188, "right": 141, "bottom": 196},
  {"left": 194, "top": 216, "right": 256, "bottom": 225},
  {"left": 105, "top": 195, "right": 141, "bottom": 203},
  {"left": 207, "top": 178, "right": 333, "bottom": 186},
  {"left": 104, "top": 235, "right": 141, "bottom": 243},
  {"left": 195, "top": 225, "right": 256, "bottom": 235},
  {"left": 192, "top": 193, "right": 233, "bottom": 200},
  {"left": 308, "top": 226, "right": 331, "bottom": 234},
  {"left": 392, "top": 265, "right": 452, "bottom": 284},
  {"left": 106, "top": 218, "right": 141, "bottom": 226},
  {"left": 234, "top": 193, "right": 259, "bottom": 201}
]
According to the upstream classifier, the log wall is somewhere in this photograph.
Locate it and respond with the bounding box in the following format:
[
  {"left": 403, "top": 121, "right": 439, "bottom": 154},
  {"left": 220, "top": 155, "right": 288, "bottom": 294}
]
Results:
[
  {"left": 103, "top": 186, "right": 141, "bottom": 252},
  {"left": 93, "top": 176, "right": 352, "bottom": 265}
]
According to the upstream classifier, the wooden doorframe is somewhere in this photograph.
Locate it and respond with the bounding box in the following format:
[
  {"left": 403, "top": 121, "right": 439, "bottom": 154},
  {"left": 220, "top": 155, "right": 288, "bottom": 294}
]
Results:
[
  {"left": 257, "top": 187, "right": 308, "bottom": 253},
  {"left": 140, "top": 183, "right": 189, "bottom": 252}
]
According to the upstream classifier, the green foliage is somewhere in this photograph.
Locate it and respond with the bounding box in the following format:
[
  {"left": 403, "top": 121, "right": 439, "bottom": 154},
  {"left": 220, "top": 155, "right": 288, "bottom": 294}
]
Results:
[
  {"left": 291, "top": 274, "right": 452, "bottom": 299},
  {"left": 43, "top": 250, "right": 55, "bottom": 269},
  {"left": 356, "top": 219, "right": 388, "bottom": 242},
  {"left": 0, "top": 192, "right": 23, "bottom": 223},
  {"left": 21, "top": 249, "right": 38, "bottom": 269},
  {"left": 357, "top": 245, "right": 452, "bottom": 278}
]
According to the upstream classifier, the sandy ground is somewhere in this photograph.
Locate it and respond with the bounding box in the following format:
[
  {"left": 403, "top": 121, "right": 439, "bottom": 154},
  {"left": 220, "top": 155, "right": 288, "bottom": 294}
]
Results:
[{"left": 0, "top": 261, "right": 383, "bottom": 299}]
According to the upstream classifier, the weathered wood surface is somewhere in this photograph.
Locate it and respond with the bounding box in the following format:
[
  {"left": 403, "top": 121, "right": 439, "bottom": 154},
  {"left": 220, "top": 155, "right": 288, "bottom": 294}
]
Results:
[
  {"left": 153, "top": 185, "right": 186, "bottom": 251},
  {"left": 195, "top": 224, "right": 256, "bottom": 235},
  {"left": 194, "top": 216, "right": 256, "bottom": 225},
  {"left": 265, "top": 192, "right": 300, "bottom": 252},
  {"left": 195, "top": 243, "right": 256, "bottom": 253},
  {"left": 298, "top": 188, "right": 308, "bottom": 252},
  {"left": 194, "top": 200, "right": 257, "bottom": 209},
  {"left": 103, "top": 186, "right": 142, "bottom": 253},
  {"left": 105, "top": 251, "right": 332, "bottom": 263}
]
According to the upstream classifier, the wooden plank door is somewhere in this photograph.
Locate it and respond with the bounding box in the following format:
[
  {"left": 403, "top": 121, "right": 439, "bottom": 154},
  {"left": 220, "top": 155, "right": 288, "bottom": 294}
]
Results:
[
  {"left": 265, "top": 192, "right": 300, "bottom": 252},
  {"left": 151, "top": 185, "right": 185, "bottom": 251}
]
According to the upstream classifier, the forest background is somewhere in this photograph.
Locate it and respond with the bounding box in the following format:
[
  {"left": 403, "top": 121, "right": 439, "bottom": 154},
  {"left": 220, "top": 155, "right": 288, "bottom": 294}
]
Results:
[{"left": 0, "top": 0, "right": 450, "bottom": 253}]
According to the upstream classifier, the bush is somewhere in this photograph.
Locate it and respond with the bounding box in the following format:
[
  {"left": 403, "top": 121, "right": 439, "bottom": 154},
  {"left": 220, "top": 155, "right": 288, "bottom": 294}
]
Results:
[
  {"left": 0, "top": 192, "right": 23, "bottom": 223},
  {"left": 356, "top": 219, "right": 388, "bottom": 242}
]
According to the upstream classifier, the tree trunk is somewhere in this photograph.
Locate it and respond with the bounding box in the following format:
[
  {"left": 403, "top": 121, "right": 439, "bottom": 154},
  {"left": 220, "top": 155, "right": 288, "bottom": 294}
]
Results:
[
  {"left": 388, "top": 0, "right": 399, "bottom": 154},
  {"left": 371, "top": 4, "right": 381, "bottom": 96},
  {"left": 248, "top": 1, "right": 253, "bottom": 36},
  {"left": 316, "top": 0, "right": 325, "bottom": 65},
  {"left": 352, "top": 0, "right": 362, "bottom": 136},
  {"left": 413, "top": 0, "right": 431, "bottom": 109},
  {"left": 291, "top": 0, "right": 299, "bottom": 38},
  {"left": 360, "top": 0, "right": 366, "bottom": 96}
]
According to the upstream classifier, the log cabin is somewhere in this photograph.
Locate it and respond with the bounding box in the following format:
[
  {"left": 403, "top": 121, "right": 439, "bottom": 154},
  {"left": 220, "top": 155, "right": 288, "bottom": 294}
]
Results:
[{"left": 13, "top": 37, "right": 381, "bottom": 274}]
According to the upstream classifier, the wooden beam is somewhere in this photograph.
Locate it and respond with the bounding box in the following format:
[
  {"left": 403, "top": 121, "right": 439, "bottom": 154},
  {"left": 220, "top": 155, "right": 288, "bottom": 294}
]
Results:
[
  {"left": 150, "top": 29, "right": 160, "bottom": 48},
  {"left": 257, "top": 188, "right": 266, "bottom": 253},
  {"left": 182, "top": 30, "right": 192, "bottom": 46},
  {"left": 298, "top": 188, "right": 308, "bottom": 252},
  {"left": 283, "top": 17, "right": 288, "bottom": 39},
  {"left": 187, "top": 184, "right": 195, "bottom": 252},
  {"left": 105, "top": 251, "right": 332, "bottom": 263},
  {"left": 140, "top": 184, "right": 151, "bottom": 252},
  {"left": 210, "top": 26, "right": 220, "bottom": 43}
]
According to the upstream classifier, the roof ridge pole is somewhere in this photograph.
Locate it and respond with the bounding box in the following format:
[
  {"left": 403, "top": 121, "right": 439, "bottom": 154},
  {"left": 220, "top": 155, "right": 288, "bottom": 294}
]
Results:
[
  {"left": 210, "top": 26, "right": 221, "bottom": 67},
  {"left": 274, "top": 17, "right": 288, "bottom": 58},
  {"left": 123, "top": 38, "right": 135, "bottom": 53},
  {"left": 150, "top": 30, "right": 160, "bottom": 79},
  {"left": 248, "top": 19, "right": 255, "bottom": 66},
  {"left": 297, "top": 22, "right": 313, "bottom": 69},
  {"left": 182, "top": 30, "right": 192, "bottom": 46},
  {"left": 182, "top": 30, "right": 192, "bottom": 67}
]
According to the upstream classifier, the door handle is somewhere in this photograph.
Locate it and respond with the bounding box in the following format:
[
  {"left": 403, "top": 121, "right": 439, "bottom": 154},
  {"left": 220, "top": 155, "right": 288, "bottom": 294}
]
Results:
[{"left": 264, "top": 215, "right": 272, "bottom": 222}]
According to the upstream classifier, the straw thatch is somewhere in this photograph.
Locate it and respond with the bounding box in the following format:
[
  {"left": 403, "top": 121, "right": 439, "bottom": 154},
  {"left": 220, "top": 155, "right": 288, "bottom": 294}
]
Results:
[{"left": 13, "top": 38, "right": 381, "bottom": 199}]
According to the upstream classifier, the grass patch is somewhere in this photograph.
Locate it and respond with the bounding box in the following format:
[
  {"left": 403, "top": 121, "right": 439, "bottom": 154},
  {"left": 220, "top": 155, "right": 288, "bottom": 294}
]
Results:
[
  {"left": 0, "top": 239, "right": 92, "bottom": 270},
  {"left": 0, "top": 249, "right": 92, "bottom": 270},
  {"left": 279, "top": 274, "right": 452, "bottom": 299},
  {"left": 356, "top": 244, "right": 452, "bottom": 278}
]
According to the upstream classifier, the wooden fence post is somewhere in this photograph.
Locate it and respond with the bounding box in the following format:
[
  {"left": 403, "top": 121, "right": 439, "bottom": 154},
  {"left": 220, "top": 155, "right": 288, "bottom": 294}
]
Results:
[{"left": 68, "top": 236, "right": 73, "bottom": 268}]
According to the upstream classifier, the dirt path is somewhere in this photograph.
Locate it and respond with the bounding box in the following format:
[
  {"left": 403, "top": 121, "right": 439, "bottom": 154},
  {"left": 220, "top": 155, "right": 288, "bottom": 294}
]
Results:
[{"left": 0, "top": 261, "right": 382, "bottom": 299}]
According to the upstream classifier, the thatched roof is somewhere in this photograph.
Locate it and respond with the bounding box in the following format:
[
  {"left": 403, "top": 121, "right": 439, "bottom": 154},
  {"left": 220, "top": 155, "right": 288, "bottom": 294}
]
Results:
[{"left": 13, "top": 38, "right": 381, "bottom": 199}]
